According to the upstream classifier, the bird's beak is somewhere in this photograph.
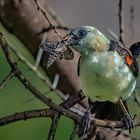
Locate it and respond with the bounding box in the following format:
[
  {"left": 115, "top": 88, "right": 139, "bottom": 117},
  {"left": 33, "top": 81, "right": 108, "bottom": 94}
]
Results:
[
  {"left": 66, "top": 37, "right": 81, "bottom": 46},
  {"left": 65, "top": 32, "right": 80, "bottom": 46},
  {"left": 66, "top": 38, "right": 80, "bottom": 46}
]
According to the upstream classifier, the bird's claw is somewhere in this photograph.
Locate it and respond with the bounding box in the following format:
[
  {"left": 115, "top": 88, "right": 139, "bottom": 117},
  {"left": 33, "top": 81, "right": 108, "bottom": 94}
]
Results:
[
  {"left": 79, "top": 110, "right": 91, "bottom": 135},
  {"left": 121, "top": 114, "right": 133, "bottom": 132}
]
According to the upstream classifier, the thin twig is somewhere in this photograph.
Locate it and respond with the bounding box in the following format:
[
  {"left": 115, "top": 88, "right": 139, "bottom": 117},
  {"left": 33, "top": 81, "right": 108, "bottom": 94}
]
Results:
[
  {"left": 0, "top": 109, "right": 50, "bottom": 126},
  {"left": 1, "top": 32, "right": 85, "bottom": 117},
  {"left": 38, "top": 26, "right": 70, "bottom": 35},
  {"left": 34, "top": 0, "right": 64, "bottom": 41},
  {"left": 22, "top": 89, "right": 52, "bottom": 104},
  {"left": 47, "top": 115, "right": 59, "bottom": 140},
  {"left": 7, "top": 38, "right": 52, "bottom": 87},
  {"left": 118, "top": 0, "right": 124, "bottom": 44},
  {"left": 47, "top": 91, "right": 85, "bottom": 140},
  {"left": 128, "top": 0, "right": 135, "bottom": 42},
  {"left": 0, "top": 33, "right": 86, "bottom": 136},
  {"left": 0, "top": 71, "right": 15, "bottom": 91},
  {"left": 0, "top": 33, "right": 81, "bottom": 121},
  {"left": 69, "top": 123, "right": 79, "bottom": 140}
]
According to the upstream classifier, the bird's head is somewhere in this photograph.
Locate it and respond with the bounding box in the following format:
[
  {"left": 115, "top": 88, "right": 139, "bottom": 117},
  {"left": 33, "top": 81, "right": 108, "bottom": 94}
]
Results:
[{"left": 66, "top": 26, "right": 110, "bottom": 55}]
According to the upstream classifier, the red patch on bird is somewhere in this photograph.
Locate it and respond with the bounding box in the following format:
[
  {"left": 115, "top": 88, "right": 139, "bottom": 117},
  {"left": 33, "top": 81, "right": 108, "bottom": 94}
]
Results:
[{"left": 125, "top": 54, "right": 132, "bottom": 66}]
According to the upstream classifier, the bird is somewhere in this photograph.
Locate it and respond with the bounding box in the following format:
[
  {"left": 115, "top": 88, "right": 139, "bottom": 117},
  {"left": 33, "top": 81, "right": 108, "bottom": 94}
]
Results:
[
  {"left": 65, "top": 26, "right": 140, "bottom": 134},
  {"left": 66, "top": 26, "right": 138, "bottom": 103}
]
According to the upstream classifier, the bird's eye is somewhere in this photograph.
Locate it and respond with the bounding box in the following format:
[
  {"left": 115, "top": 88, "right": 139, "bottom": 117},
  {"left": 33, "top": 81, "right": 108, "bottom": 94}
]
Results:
[
  {"left": 77, "top": 30, "right": 86, "bottom": 38},
  {"left": 70, "top": 29, "right": 86, "bottom": 40}
]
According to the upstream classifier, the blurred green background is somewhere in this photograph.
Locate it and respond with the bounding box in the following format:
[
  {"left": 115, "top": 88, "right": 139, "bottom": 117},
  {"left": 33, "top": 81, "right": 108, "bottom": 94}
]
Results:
[{"left": 0, "top": 24, "right": 75, "bottom": 140}]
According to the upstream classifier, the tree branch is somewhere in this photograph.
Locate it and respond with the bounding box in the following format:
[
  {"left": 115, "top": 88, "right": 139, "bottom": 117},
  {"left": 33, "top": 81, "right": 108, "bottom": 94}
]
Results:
[
  {"left": 1, "top": 32, "right": 140, "bottom": 131},
  {"left": 0, "top": 109, "right": 49, "bottom": 126},
  {"left": 47, "top": 115, "right": 59, "bottom": 140},
  {"left": 118, "top": 0, "right": 125, "bottom": 44},
  {"left": 0, "top": 32, "right": 80, "bottom": 121},
  {"left": 0, "top": 106, "right": 140, "bottom": 131}
]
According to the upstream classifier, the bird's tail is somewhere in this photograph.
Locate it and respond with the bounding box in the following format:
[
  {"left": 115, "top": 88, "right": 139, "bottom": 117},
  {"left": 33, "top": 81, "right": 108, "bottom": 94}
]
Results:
[{"left": 129, "top": 42, "right": 140, "bottom": 59}]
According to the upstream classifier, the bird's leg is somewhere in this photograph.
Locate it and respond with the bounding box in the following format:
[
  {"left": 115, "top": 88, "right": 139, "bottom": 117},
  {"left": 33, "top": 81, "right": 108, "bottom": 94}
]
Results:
[
  {"left": 119, "top": 99, "right": 133, "bottom": 132},
  {"left": 79, "top": 105, "right": 93, "bottom": 135}
]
